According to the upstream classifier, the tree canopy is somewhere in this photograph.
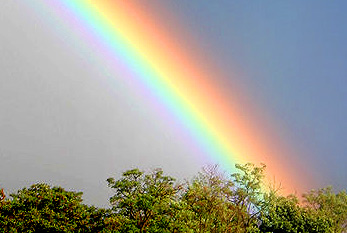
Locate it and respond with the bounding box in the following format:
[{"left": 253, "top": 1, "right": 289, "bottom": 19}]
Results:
[{"left": 1, "top": 163, "right": 346, "bottom": 232}]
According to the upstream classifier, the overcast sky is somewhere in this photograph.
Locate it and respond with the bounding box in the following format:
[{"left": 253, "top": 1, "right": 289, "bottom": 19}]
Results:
[{"left": 1, "top": 1, "right": 346, "bottom": 207}]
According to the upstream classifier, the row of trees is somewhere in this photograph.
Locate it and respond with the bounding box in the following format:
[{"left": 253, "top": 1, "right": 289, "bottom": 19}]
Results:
[{"left": 1, "top": 163, "right": 346, "bottom": 232}]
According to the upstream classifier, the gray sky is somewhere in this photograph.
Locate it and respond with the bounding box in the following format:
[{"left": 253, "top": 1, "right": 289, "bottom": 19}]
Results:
[
  {"left": 1, "top": 1, "right": 346, "bottom": 207},
  {"left": 0, "top": 1, "right": 202, "bottom": 206}
]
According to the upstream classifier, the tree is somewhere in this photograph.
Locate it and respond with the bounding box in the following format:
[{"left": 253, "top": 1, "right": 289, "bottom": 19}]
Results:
[
  {"left": 0, "top": 183, "right": 105, "bottom": 232},
  {"left": 1, "top": 163, "right": 345, "bottom": 232},
  {"left": 259, "top": 191, "right": 334, "bottom": 232},
  {"left": 107, "top": 168, "right": 182, "bottom": 232},
  {"left": 230, "top": 163, "right": 266, "bottom": 232},
  {"left": 182, "top": 163, "right": 266, "bottom": 233},
  {"left": 303, "top": 186, "right": 347, "bottom": 232},
  {"left": 183, "top": 165, "right": 237, "bottom": 233}
]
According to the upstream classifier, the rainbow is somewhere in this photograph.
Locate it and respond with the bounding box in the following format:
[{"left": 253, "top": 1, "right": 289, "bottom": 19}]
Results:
[{"left": 38, "top": 0, "right": 311, "bottom": 193}]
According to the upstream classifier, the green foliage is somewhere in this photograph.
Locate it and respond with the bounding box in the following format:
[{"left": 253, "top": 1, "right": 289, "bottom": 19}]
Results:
[
  {"left": 0, "top": 183, "right": 105, "bottom": 233},
  {"left": 259, "top": 191, "right": 333, "bottom": 233},
  {"left": 1, "top": 163, "right": 346, "bottom": 232},
  {"left": 107, "top": 168, "right": 182, "bottom": 232},
  {"left": 183, "top": 165, "right": 236, "bottom": 232},
  {"left": 258, "top": 186, "right": 347, "bottom": 233},
  {"left": 231, "top": 163, "right": 266, "bottom": 232},
  {"left": 232, "top": 163, "right": 265, "bottom": 205},
  {"left": 303, "top": 186, "right": 347, "bottom": 233},
  {"left": 179, "top": 163, "right": 266, "bottom": 233}
]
